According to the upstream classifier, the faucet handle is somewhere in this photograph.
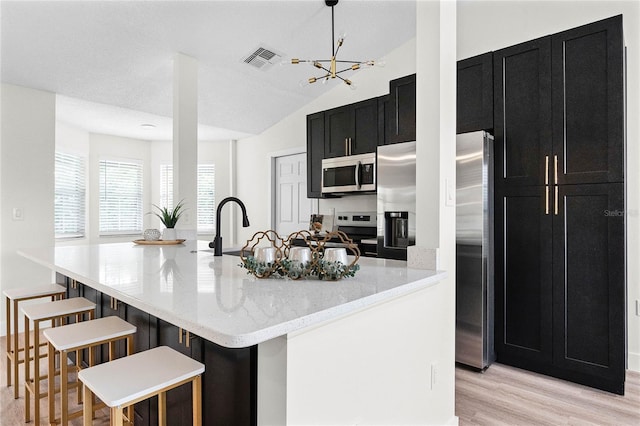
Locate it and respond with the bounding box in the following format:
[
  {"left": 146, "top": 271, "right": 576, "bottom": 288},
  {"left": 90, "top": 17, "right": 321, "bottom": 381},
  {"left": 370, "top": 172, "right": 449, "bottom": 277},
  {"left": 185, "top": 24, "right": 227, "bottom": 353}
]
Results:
[{"left": 208, "top": 241, "right": 216, "bottom": 249}]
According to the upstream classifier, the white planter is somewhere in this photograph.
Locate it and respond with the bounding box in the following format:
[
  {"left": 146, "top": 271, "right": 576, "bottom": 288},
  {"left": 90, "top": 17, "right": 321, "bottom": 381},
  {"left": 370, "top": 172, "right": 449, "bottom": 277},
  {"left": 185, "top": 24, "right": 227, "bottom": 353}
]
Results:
[{"left": 162, "top": 228, "right": 177, "bottom": 241}]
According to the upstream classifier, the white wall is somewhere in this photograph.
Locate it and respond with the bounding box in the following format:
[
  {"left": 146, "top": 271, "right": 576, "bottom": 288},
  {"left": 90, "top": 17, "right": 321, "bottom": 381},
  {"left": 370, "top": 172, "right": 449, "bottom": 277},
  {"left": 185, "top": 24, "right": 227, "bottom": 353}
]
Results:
[
  {"left": 236, "top": 38, "right": 417, "bottom": 244},
  {"left": 1, "top": 83, "right": 56, "bottom": 332},
  {"left": 457, "top": 0, "right": 640, "bottom": 372}
]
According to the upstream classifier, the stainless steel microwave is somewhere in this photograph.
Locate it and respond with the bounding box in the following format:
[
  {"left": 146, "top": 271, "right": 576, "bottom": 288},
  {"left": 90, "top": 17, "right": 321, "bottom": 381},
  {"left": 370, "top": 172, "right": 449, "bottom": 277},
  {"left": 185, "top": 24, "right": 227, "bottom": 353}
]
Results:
[{"left": 321, "top": 152, "right": 376, "bottom": 194}]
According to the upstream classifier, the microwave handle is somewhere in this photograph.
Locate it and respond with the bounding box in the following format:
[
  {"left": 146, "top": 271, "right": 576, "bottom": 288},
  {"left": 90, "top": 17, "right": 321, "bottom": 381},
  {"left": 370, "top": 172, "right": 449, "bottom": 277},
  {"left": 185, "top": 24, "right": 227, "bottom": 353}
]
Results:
[{"left": 355, "top": 161, "right": 361, "bottom": 188}]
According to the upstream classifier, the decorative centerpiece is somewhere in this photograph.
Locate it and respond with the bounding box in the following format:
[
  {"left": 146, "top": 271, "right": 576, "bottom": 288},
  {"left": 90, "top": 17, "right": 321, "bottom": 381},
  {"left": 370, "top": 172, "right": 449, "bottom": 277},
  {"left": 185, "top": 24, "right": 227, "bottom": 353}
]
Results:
[
  {"left": 149, "top": 199, "right": 186, "bottom": 241},
  {"left": 238, "top": 229, "right": 360, "bottom": 281}
]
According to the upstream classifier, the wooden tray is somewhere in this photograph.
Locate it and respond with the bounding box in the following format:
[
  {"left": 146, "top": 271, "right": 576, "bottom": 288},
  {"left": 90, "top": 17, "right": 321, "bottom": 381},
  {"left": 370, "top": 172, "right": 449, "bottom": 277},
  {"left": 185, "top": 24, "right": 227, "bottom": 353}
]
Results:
[{"left": 133, "top": 239, "right": 186, "bottom": 245}]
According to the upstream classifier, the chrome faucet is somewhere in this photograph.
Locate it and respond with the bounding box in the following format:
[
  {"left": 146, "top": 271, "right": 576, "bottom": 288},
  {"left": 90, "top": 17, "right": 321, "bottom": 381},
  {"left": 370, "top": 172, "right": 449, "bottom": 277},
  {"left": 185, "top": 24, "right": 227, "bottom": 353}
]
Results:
[{"left": 209, "top": 197, "right": 250, "bottom": 256}]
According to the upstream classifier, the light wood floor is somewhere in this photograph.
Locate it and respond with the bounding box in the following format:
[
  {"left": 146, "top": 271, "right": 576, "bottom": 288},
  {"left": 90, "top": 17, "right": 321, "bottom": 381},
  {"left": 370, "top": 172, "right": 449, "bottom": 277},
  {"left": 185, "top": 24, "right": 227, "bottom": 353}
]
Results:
[
  {"left": 2, "top": 333, "right": 639, "bottom": 425},
  {"left": 457, "top": 363, "right": 640, "bottom": 425}
]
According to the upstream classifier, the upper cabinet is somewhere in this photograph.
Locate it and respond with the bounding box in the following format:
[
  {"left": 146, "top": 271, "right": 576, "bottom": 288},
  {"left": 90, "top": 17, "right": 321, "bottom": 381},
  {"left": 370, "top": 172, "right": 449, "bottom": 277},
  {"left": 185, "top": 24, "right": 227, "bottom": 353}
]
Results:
[
  {"left": 384, "top": 74, "right": 416, "bottom": 144},
  {"left": 325, "top": 98, "right": 378, "bottom": 158},
  {"left": 457, "top": 53, "right": 493, "bottom": 134},
  {"left": 306, "top": 111, "right": 325, "bottom": 198},
  {"left": 494, "top": 15, "right": 624, "bottom": 188},
  {"left": 551, "top": 15, "right": 624, "bottom": 185}
]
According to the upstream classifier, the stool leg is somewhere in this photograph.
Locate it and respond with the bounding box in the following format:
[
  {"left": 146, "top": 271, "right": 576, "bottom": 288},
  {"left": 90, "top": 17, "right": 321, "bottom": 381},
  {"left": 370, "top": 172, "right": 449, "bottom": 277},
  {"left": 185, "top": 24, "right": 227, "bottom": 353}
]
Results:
[
  {"left": 61, "top": 349, "right": 69, "bottom": 426},
  {"left": 13, "top": 299, "right": 20, "bottom": 399},
  {"left": 34, "top": 320, "right": 41, "bottom": 425},
  {"left": 158, "top": 391, "right": 167, "bottom": 426},
  {"left": 82, "top": 384, "right": 93, "bottom": 426},
  {"left": 193, "top": 375, "right": 202, "bottom": 426},
  {"left": 24, "top": 316, "right": 31, "bottom": 422},
  {"left": 113, "top": 407, "right": 125, "bottom": 426},
  {"left": 48, "top": 343, "right": 55, "bottom": 425},
  {"left": 5, "top": 297, "right": 10, "bottom": 389}
]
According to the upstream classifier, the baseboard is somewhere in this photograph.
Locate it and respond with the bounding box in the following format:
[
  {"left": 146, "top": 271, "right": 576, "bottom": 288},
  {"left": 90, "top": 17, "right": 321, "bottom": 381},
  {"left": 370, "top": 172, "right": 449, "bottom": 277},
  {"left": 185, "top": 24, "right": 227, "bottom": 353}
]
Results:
[
  {"left": 629, "top": 351, "right": 640, "bottom": 372},
  {"left": 447, "top": 415, "right": 460, "bottom": 426}
]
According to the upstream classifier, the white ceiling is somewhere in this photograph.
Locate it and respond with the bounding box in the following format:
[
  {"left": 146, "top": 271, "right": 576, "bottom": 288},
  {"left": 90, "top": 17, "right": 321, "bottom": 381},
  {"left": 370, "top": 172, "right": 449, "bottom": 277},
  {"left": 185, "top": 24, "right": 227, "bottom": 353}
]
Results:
[{"left": 1, "top": 0, "right": 416, "bottom": 141}]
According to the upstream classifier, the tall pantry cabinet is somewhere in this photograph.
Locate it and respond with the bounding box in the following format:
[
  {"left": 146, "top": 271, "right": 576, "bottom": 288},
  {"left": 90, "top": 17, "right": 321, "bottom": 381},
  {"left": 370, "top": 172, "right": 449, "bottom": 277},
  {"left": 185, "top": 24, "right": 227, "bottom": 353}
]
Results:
[{"left": 493, "top": 15, "right": 626, "bottom": 394}]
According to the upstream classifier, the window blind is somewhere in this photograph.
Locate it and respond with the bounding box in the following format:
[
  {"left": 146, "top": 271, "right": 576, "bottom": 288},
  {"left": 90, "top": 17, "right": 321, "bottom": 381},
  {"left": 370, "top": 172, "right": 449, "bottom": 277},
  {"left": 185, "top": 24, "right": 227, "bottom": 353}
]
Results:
[
  {"left": 159, "top": 164, "right": 215, "bottom": 233},
  {"left": 55, "top": 152, "right": 86, "bottom": 238},
  {"left": 99, "top": 159, "right": 143, "bottom": 235}
]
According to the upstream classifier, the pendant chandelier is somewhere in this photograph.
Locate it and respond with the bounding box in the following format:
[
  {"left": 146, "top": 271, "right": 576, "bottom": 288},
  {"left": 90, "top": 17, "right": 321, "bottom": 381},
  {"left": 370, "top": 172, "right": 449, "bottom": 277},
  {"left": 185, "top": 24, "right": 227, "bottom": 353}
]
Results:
[{"left": 291, "top": 0, "right": 383, "bottom": 88}]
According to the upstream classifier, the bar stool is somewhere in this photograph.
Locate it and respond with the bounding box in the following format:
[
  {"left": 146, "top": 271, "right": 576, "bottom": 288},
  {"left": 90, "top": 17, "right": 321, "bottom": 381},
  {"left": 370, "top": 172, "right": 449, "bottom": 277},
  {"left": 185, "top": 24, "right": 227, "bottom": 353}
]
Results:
[
  {"left": 22, "top": 297, "right": 96, "bottom": 425},
  {"left": 44, "top": 316, "right": 137, "bottom": 426},
  {"left": 79, "top": 346, "right": 205, "bottom": 426},
  {"left": 3, "top": 283, "right": 66, "bottom": 399}
]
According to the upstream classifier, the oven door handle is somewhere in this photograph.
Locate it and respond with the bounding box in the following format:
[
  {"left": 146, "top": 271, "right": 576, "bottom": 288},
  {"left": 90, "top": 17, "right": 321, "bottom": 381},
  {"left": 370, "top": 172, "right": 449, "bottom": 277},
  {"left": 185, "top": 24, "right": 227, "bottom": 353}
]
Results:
[{"left": 355, "top": 161, "right": 361, "bottom": 189}]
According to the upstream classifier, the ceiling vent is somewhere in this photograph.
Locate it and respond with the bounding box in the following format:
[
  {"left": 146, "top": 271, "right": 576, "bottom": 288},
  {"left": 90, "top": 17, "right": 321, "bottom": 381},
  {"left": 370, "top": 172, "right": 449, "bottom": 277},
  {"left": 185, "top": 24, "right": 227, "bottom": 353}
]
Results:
[{"left": 242, "top": 46, "right": 283, "bottom": 71}]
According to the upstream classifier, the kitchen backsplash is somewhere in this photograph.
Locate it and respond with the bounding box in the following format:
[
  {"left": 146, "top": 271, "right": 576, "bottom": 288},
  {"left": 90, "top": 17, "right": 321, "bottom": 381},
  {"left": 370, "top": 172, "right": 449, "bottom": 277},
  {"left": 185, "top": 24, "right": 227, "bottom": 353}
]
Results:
[{"left": 318, "top": 194, "right": 376, "bottom": 215}]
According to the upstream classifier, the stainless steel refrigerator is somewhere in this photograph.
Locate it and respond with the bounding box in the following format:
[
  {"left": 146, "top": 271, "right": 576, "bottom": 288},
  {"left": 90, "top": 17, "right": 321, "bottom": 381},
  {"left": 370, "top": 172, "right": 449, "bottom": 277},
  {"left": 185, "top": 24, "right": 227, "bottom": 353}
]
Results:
[
  {"left": 377, "top": 141, "right": 416, "bottom": 260},
  {"left": 456, "top": 131, "right": 495, "bottom": 370}
]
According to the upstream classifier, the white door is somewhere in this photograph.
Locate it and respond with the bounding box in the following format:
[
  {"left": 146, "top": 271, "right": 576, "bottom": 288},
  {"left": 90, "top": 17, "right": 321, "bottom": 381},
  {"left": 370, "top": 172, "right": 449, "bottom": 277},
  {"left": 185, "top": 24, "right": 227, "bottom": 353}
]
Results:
[{"left": 274, "top": 153, "right": 316, "bottom": 236}]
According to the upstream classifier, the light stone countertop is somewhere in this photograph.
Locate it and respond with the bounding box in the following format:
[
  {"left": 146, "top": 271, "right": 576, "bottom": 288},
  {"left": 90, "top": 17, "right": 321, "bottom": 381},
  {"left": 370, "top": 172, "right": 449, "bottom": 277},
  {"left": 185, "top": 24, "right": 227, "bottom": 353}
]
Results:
[{"left": 19, "top": 240, "right": 446, "bottom": 348}]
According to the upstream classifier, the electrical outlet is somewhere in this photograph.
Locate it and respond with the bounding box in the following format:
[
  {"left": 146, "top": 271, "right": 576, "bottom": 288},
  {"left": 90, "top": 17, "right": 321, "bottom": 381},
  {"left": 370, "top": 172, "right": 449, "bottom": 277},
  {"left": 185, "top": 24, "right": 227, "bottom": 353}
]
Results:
[{"left": 430, "top": 362, "right": 438, "bottom": 390}]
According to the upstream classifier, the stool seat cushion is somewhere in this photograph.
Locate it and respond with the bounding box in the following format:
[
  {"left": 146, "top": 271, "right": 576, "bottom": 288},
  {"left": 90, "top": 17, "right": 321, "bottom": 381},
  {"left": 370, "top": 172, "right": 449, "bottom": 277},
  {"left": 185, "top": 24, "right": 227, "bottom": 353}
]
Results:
[
  {"left": 21, "top": 297, "right": 95, "bottom": 321},
  {"left": 44, "top": 316, "right": 136, "bottom": 351},
  {"left": 3, "top": 283, "right": 66, "bottom": 300},
  {"left": 78, "top": 346, "right": 205, "bottom": 408}
]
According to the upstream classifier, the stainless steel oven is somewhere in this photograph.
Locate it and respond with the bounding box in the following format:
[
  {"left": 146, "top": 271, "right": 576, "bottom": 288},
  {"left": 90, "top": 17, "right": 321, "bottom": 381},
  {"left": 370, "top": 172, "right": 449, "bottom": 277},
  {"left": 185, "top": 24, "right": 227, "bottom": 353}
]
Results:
[{"left": 321, "top": 152, "right": 376, "bottom": 194}]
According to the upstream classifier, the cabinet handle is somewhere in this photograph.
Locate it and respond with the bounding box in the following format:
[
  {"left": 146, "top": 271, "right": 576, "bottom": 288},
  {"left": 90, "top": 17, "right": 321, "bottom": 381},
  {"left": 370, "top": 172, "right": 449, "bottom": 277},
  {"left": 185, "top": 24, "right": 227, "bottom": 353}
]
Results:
[
  {"left": 345, "top": 138, "right": 349, "bottom": 156},
  {"left": 554, "top": 186, "right": 559, "bottom": 215},
  {"left": 554, "top": 155, "right": 558, "bottom": 185},
  {"left": 545, "top": 156, "right": 549, "bottom": 185},
  {"left": 545, "top": 186, "right": 550, "bottom": 215},
  {"left": 110, "top": 297, "right": 118, "bottom": 310},
  {"left": 349, "top": 137, "right": 353, "bottom": 155},
  {"left": 178, "top": 328, "right": 194, "bottom": 348}
]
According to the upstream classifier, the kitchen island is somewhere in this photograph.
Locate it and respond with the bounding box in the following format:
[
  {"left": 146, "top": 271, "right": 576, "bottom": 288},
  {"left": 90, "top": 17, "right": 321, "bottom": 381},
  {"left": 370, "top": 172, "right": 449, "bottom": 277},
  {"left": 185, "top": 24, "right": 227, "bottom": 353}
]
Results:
[{"left": 19, "top": 240, "right": 446, "bottom": 425}]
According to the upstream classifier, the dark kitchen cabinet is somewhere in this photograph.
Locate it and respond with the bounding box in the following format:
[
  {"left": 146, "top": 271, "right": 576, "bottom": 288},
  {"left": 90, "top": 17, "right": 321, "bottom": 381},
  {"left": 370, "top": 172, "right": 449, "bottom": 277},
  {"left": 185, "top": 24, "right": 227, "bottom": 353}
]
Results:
[
  {"left": 494, "top": 36, "right": 552, "bottom": 188},
  {"left": 457, "top": 53, "right": 493, "bottom": 134},
  {"left": 324, "top": 98, "right": 378, "bottom": 157},
  {"left": 201, "top": 340, "right": 256, "bottom": 426},
  {"left": 386, "top": 74, "right": 416, "bottom": 144},
  {"left": 494, "top": 16, "right": 625, "bottom": 394},
  {"left": 494, "top": 185, "right": 553, "bottom": 369},
  {"left": 377, "top": 94, "right": 390, "bottom": 146},
  {"left": 551, "top": 16, "right": 624, "bottom": 185},
  {"left": 495, "top": 15, "right": 624, "bottom": 188},
  {"left": 551, "top": 183, "right": 625, "bottom": 393},
  {"left": 306, "top": 111, "right": 325, "bottom": 198}
]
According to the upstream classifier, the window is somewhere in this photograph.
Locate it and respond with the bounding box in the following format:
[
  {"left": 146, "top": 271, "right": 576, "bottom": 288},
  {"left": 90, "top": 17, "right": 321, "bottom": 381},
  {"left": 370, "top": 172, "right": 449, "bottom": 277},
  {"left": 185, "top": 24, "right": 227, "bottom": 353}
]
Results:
[
  {"left": 55, "top": 152, "right": 86, "bottom": 238},
  {"left": 99, "top": 159, "right": 143, "bottom": 235},
  {"left": 197, "top": 165, "right": 216, "bottom": 233},
  {"left": 160, "top": 164, "right": 216, "bottom": 233}
]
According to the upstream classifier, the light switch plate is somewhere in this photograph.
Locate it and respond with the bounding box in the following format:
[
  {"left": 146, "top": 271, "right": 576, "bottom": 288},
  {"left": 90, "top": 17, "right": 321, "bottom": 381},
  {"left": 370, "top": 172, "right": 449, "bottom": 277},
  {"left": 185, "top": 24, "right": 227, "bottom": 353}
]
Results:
[{"left": 12, "top": 207, "right": 24, "bottom": 221}]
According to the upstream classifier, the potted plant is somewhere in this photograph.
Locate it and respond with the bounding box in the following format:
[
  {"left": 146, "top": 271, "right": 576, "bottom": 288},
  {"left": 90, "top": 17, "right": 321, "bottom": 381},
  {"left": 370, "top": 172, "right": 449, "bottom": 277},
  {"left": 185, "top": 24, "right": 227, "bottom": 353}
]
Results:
[{"left": 150, "top": 199, "right": 186, "bottom": 241}]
